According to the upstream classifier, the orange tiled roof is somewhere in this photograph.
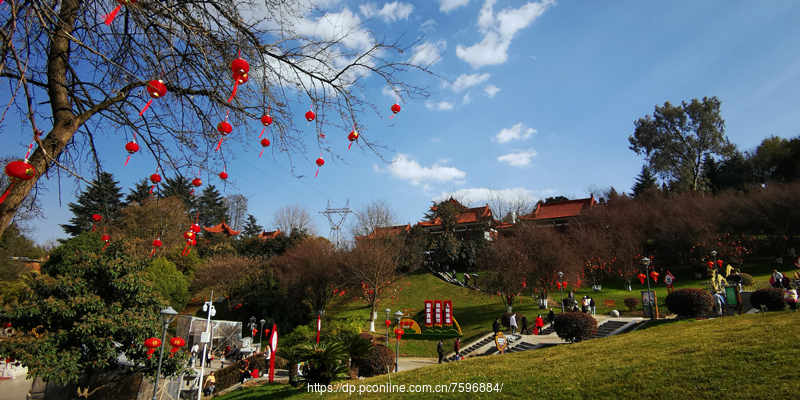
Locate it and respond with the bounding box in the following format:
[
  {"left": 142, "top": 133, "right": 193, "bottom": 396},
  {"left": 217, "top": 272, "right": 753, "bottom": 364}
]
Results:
[
  {"left": 258, "top": 229, "right": 281, "bottom": 239},
  {"left": 203, "top": 219, "right": 241, "bottom": 236},
  {"left": 521, "top": 196, "right": 596, "bottom": 221},
  {"left": 355, "top": 224, "right": 410, "bottom": 240},
  {"left": 419, "top": 204, "right": 495, "bottom": 227}
]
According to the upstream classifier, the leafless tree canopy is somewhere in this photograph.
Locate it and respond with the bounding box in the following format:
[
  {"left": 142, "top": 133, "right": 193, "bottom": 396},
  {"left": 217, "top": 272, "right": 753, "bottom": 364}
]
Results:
[
  {"left": 0, "top": 0, "right": 436, "bottom": 238},
  {"left": 349, "top": 197, "right": 399, "bottom": 239},
  {"left": 224, "top": 194, "right": 248, "bottom": 230},
  {"left": 272, "top": 204, "right": 316, "bottom": 235}
]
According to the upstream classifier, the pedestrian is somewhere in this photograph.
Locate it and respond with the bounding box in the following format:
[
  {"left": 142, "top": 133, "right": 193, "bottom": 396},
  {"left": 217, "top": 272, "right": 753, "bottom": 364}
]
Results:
[
  {"left": 492, "top": 318, "right": 500, "bottom": 336},
  {"left": 453, "top": 338, "right": 461, "bottom": 361},
  {"left": 437, "top": 340, "right": 444, "bottom": 363},
  {"left": 509, "top": 313, "right": 517, "bottom": 335},
  {"left": 203, "top": 372, "right": 216, "bottom": 397},
  {"left": 547, "top": 308, "right": 556, "bottom": 329},
  {"left": 589, "top": 297, "right": 596, "bottom": 315},
  {"left": 238, "top": 360, "right": 249, "bottom": 383},
  {"left": 785, "top": 289, "right": 798, "bottom": 311},
  {"left": 464, "top": 273, "right": 470, "bottom": 286},
  {"left": 534, "top": 314, "right": 544, "bottom": 335},
  {"left": 772, "top": 270, "right": 784, "bottom": 288},
  {"left": 581, "top": 296, "right": 589, "bottom": 313},
  {"left": 206, "top": 349, "right": 213, "bottom": 368},
  {"left": 568, "top": 290, "right": 575, "bottom": 300},
  {"left": 264, "top": 344, "right": 271, "bottom": 370},
  {"left": 781, "top": 275, "right": 792, "bottom": 290},
  {"left": 190, "top": 343, "right": 199, "bottom": 366},
  {"left": 713, "top": 292, "right": 725, "bottom": 316},
  {"left": 520, "top": 314, "right": 528, "bottom": 335}
]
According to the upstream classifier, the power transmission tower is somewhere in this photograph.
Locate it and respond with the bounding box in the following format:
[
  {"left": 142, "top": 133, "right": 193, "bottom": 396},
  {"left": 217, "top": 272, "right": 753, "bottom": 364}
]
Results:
[{"left": 320, "top": 199, "right": 353, "bottom": 249}]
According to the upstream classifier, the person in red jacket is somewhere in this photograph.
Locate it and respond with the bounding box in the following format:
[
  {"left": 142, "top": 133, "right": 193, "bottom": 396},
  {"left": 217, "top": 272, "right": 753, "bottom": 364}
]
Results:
[
  {"left": 453, "top": 338, "right": 461, "bottom": 360},
  {"left": 534, "top": 315, "right": 545, "bottom": 335}
]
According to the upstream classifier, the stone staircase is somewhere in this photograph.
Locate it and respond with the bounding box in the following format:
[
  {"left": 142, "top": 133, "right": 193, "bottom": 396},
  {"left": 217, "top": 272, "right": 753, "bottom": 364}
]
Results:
[
  {"left": 445, "top": 333, "right": 497, "bottom": 361},
  {"left": 589, "top": 320, "right": 629, "bottom": 339},
  {"left": 506, "top": 341, "right": 539, "bottom": 353}
]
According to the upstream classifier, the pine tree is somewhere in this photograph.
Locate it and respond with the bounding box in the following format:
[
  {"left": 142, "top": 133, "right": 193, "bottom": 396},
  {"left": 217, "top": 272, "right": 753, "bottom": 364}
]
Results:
[
  {"left": 631, "top": 165, "right": 658, "bottom": 197},
  {"left": 162, "top": 175, "right": 196, "bottom": 213},
  {"left": 241, "top": 214, "right": 263, "bottom": 238},
  {"left": 197, "top": 185, "right": 228, "bottom": 228},
  {"left": 126, "top": 178, "right": 159, "bottom": 204},
  {"left": 60, "top": 172, "right": 124, "bottom": 236}
]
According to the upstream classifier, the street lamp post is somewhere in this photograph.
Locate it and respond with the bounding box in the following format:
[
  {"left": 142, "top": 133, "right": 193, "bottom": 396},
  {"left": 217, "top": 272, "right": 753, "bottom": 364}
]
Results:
[
  {"left": 151, "top": 307, "right": 178, "bottom": 400},
  {"left": 197, "top": 294, "right": 216, "bottom": 400},
  {"left": 384, "top": 308, "right": 391, "bottom": 346},
  {"left": 710, "top": 250, "right": 718, "bottom": 289},
  {"left": 642, "top": 257, "right": 654, "bottom": 320},
  {"left": 248, "top": 316, "right": 256, "bottom": 337},
  {"left": 393, "top": 310, "right": 404, "bottom": 372},
  {"left": 558, "top": 271, "right": 564, "bottom": 314},
  {"left": 259, "top": 319, "right": 266, "bottom": 348}
]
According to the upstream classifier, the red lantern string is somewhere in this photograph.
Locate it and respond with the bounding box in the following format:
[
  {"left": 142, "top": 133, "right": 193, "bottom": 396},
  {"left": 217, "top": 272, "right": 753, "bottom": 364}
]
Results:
[
  {"left": 306, "top": 104, "right": 315, "bottom": 126},
  {"left": 215, "top": 110, "right": 231, "bottom": 151},
  {"left": 0, "top": 142, "right": 37, "bottom": 205},
  {"left": 91, "top": 214, "right": 102, "bottom": 232},
  {"left": 228, "top": 56, "right": 249, "bottom": 103},
  {"left": 150, "top": 235, "right": 162, "bottom": 258},
  {"left": 149, "top": 166, "right": 161, "bottom": 194},
  {"left": 390, "top": 94, "right": 401, "bottom": 119},
  {"left": 189, "top": 169, "right": 202, "bottom": 195},
  {"left": 219, "top": 165, "right": 228, "bottom": 180},
  {"left": 103, "top": 0, "right": 137, "bottom": 25},
  {"left": 259, "top": 138, "right": 270, "bottom": 157},
  {"left": 347, "top": 126, "right": 358, "bottom": 150},
  {"left": 260, "top": 106, "right": 272, "bottom": 138},
  {"left": 101, "top": 228, "right": 111, "bottom": 251},
  {"left": 124, "top": 132, "right": 139, "bottom": 166},
  {"left": 314, "top": 152, "right": 324, "bottom": 178},
  {"left": 139, "top": 80, "right": 167, "bottom": 117}
]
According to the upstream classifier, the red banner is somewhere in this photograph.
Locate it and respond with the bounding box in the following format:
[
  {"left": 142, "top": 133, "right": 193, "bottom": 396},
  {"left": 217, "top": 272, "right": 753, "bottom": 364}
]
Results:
[
  {"left": 434, "top": 301, "right": 442, "bottom": 326},
  {"left": 443, "top": 300, "right": 452, "bottom": 325},
  {"left": 424, "top": 300, "right": 433, "bottom": 327}
]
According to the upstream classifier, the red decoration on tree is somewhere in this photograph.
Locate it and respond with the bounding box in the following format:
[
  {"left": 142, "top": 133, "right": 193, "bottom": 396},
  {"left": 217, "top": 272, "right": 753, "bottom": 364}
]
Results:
[
  {"left": 101, "top": 234, "right": 111, "bottom": 251},
  {"left": 103, "top": 0, "right": 137, "bottom": 25},
  {"left": 215, "top": 120, "right": 233, "bottom": 151},
  {"left": 649, "top": 271, "right": 659, "bottom": 282},
  {"left": 183, "top": 231, "right": 195, "bottom": 240},
  {"left": 228, "top": 57, "right": 250, "bottom": 103},
  {"left": 1, "top": 160, "right": 36, "bottom": 205},
  {"left": 347, "top": 130, "right": 359, "bottom": 150},
  {"left": 150, "top": 237, "right": 162, "bottom": 258},
  {"left": 385, "top": 320, "right": 391, "bottom": 327},
  {"left": 707, "top": 261, "right": 714, "bottom": 269},
  {"left": 305, "top": 110, "right": 316, "bottom": 122},
  {"left": 149, "top": 172, "right": 161, "bottom": 194},
  {"left": 219, "top": 171, "right": 228, "bottom": 180},
  {"left": 314, "top": 157, "right": 324, "bottom": 178},
  {"left": 716, "top": 259, "right": 723, "bottom": 267},
  {"left": 637, "top": 273, "right": 646, "bottom": 285},
  {"left": 124, "top": 141, "right": 140, "bottom": 166},
  {"left": 394, "top": 328, "right": 404, "bottom": 340},
  {"left": 91, "top": 214, "right": 102, "bottom": 232},
  {"left": 259, "top": 138, "right": 270, "bottom": 157},
  {"left": 191, "top": 224, "right": 201, "bottom": 233},
  {"left": 139, "top": 80, "right": 167, "bottom": 116},
  {"left": 144, "top": 337, "right": 161, "bottom": 359},
  {"left": 190, "top": 178, "right": 202, "bottom": 195},
  {"left": 390, "top": 103, "right": 401, "bottom": 119},
  {"left": 168, "top": 337, "right": 185, "bottom": 358},
  {"left": 260, "top": 111, "right": 273, "bottom": 139}
]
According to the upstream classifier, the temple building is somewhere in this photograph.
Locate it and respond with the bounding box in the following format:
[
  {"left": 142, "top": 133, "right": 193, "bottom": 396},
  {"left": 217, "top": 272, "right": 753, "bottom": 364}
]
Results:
[
  {"left": 354, "top": 224, "right": 411, "bottom": 241},
  {"left": 257, "top": 229, "right": 282, "bottom": 240},
  {"left": 418, "top": 198, "right": 513, "bottom": 240},
  {"left": 202, "top": 220, "right": 241, "bottom": 237},
  {"left": 518, "top": 195, "right": 597, "bottom": 227}
]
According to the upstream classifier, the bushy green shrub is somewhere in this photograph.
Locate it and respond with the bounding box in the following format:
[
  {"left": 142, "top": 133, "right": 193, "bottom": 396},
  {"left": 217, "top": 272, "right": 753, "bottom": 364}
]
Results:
[
  {"left": 297, "top": 342, "right": 350, "bottom": 385},
  {"left": 320, "top": 317, "right": 363, "bottom": 340},
  {"left": 623, "top": 297, "right": 639, "bottom": 311},
  {"left": 352, "top": 344, "right": 394, "bottom": 377},
  {"left": 739, "top": 273, "right": 755, "bottom": 286},
  {"left": 750, "top": 287, "right": 786, "bottom": 311},
  {"left": 282, "top": 324, "right": 316, "bottom": 348},
  {"left": 145, "top": 257, "right": 189, "bottom": 310},
  {"left": 553, "top": 312, "right": 597, "bottom": 343},
  {"left": 665, "top": 288, "right": 713, "bottom": 318}
]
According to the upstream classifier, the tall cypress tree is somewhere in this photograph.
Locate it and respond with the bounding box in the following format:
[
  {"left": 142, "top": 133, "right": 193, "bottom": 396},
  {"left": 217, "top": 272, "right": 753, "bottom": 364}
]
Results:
[
  {"left": 197, "top": 185, "right": 227, "bottom": 228},
  {"left": 631, "top": 165, "right": 658, "bottom": 197},
  {"left": 126, "top": 178, "right": 159, "bottom": 204},
  {"left": 241, "top": 214, "right": 263, "bottom": 238},
  {"left": 61, "top": 172, "right": 124, "bottom": 236},
  {"left": 162, "top": 175, "right": 196, "bottom": 213}
]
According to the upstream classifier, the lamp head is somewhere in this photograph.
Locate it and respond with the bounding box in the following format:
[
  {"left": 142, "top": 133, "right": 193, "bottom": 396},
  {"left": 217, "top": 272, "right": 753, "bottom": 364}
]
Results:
[
  {"left": 385, "top": 308, "right": 391, "bottom": 316},
  {"left": 710, "top": 250, "right": 717, "bottom": 257},
  {"left": 557, "top": 271, "right": 564, "bottom": 279},
  {"left": 642, "top": 257, "right": 651, "bottom": 267},
  {"left": 394, "top": 310, "right": 404, "bottom": 321},
  {"left": 260, "top": 319, "right": 265, "bottom": 325},
  {"left": 159, "top": 307, "right": 178, "bottom": 325}
]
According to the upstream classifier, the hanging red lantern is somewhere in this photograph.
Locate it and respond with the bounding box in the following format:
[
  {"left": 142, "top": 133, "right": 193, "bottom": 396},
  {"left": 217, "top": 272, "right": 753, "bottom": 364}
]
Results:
[
  {"left": 150, "top": 238, "right": 162, "bottom": 258},
  {"left": 394, "top": 328, "right": 404, "bottom": 340},
  {"left": 219, "top": 171, "right": 228, "bottom": 180},
  {"left": 637, "top": 273, "right": 646, "bottom": 285},
  {"left": 139, "top": 80, "right": 167, "bottom": 116},
  {"left": 716, "top": 259, "right": 723, "bottom": 267},
  {"left": 183, "top": 231, "right": 195, "bottom": 240},
  {"left": 190, "top": 178, "right": 202, "bottom": 194},
  {"left": 385, "top": 320, "right": 391, "bottom": 327},
  {"left": 707, "top": 261, "right": 714, "bottom": 269},
  {"left": 103, "top": 0, "right": 137, "bottom": 25},
  {"left": 305, "top": 110, "right": 316, "bottom": 122},
  {"left": 390, "top": 103, "right": 401, "bottom": 119},
  {"left": 259, "top": 112, "right": 273, "bottom": 138},
  {"left": 101, "top": 234, "right": 111, "bottom": 251},
  {"left": 124, "top": 141, "right": 140, "bottom": 166},
  {"left": 91, "top": 214, "right": 102, "bottom": 232},
  {"left": 650, "top": 271, "right": 659, "bottom": 282},
  {"left": 228, "top": 58, "right": 250, "bottom": 103},
  {"left": 259, "top": 138, "right": 270, "bottom": 157},
  {"left": 347, "top": 130, "right": 358, "bottom": 150},
  {"left": 188, "top": 238, "right": 197, "bottom": 246},
  {"left": 191, "top": 224, "right": 201, "bottom": 233},
  {"left": 144, "top": 337, "right": 161, "bottom": 359},
  {"left": 215, "top": 121, "right": 233, "bottom": 151},
  {"left": 0, "top": 160, "right": 36, "bottom": 205},
  {"left": 168, "top": 337, "right": 185, "bottom": 358},
  {"left": 148, "top": 173, "right": 162, "bottom": 194},
  {"left": 314, "top": 157, "right": 324, "bottom": 178}
]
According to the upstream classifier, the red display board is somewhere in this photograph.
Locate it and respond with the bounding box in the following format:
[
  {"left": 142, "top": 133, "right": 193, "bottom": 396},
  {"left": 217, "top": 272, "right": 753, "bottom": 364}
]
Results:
[
  {"left": 434, "top": 301, "right": 443, "bottom": 326},
  {"left": 443, "top": 300, "right": 453, "bottom": 326},
  {"left": 424, "top": 300, "right": 433, "bottom": 327}
]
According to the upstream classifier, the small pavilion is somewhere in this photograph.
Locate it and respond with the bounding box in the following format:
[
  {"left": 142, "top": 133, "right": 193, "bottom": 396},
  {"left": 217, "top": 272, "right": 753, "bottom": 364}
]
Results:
[{"left": 203, "top": 220, "right": 241, "bottom": 237}]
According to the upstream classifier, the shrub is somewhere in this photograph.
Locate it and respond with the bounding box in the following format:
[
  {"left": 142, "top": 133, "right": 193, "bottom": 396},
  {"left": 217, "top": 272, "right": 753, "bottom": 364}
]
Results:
[
  {"left": 750, "top": 287, "right": 786, "bottom": 311},
  {"left": 352, "top": 344, "right": 394, "bottom": 377},
  {"left": 623, "top": 297, "right": 639, "bottom": 311},
  {"left": 297, "top": 342, "right": 350, "bottom": 385},
  {"left": 553, "top": 312, "right": 597, "bottom": 343},
  {"left": 282, "top": 324, "right": 316, "bottom": 348},
  {"left": 740, "top": 273, "right": 755, "bottom": 286},
  {"left": 665, "top": 288, "right": 713, "bottom": 318}
]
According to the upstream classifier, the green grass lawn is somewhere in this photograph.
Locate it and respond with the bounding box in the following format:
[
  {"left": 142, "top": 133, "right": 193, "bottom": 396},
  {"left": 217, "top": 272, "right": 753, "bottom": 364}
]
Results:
[{"left": 218, "top": 312, "right": 800, "bottom": 399}]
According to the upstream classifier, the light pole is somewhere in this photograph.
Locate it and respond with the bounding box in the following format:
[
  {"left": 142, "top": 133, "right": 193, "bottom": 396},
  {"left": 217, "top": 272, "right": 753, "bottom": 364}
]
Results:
[
  {"left": 558, "top": 271, "right": 564, "bottom": 314},
  {"left": 152, "top": 307, "right": 178, "bottom": 400},
  {"left": 384, "top": 308, "right": 391, "bottom": 346},
  {"left": 259, "top": 319, "right": 266, "bottom": 348},
  {"left": 248, "top": 316, "right": 256, "bottom": 337},
  {"left": 710, "top": 250, "right": 718, "bottom": 289},
  {"left": 393, "top": 310, "right": 403, "bottom": 372},
  {"left": 642, "top": 257, "right": 654, "bottom": 320},
  {"left": 197, "top": 294, "right": 216, "bottom": 400}
]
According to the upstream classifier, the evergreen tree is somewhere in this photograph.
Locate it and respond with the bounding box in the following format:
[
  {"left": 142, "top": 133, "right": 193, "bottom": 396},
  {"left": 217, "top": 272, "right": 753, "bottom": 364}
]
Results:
[
  {"left": 60, "top": 172, "right": 124, "bottom": 236},
  {"left": 197, "top": 185, "right": 228, "bottom": 228},
  {"left": 126, "top": 178, "right": 158, "bottom": 204},
  {"left": 631, "top": 165, "right": 658, "bottom": 197},
  {"left": 162, "top": 175, "right": 196, "bottom": 213},
  {"left": 241, "top": 214, "right": 263, "bottom": 238}
]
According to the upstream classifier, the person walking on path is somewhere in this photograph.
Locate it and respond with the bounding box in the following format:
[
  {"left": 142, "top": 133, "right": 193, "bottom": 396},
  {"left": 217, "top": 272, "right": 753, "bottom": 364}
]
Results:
[
  {"left": 437, "top": 340, "right": 444, "bottom": 363},
  {"left": 534, "top": 315, "right": 545, "bottom": 335},
  {"left": 206, "top": 349, "right": 213, "bottom": 368},
  {"left": 509, "top": 314, "right": 517, "bottom": 335},
  {"left": 713, "top": 292, "right": 725, "bottom": 316},
  {"left": 492, "top": 318, "right": 500, "bottom": 336},
  {"left": 772, "top": 270, "right": 784, "bottom": 288},
  {"left": 589, "top": 297, "right": 596, "bottom": 315},
  {"left": 453, "top": 338, "right": 461, "bottom": 361},
  {"left": 547, "top": 308, "right": 556, "bottom": 329},
  {"left": 190, "top": 343, "right": 199, "bottom": 366},
  {"left": 520, "top": 314, "right": 529, "bottom": 335}
]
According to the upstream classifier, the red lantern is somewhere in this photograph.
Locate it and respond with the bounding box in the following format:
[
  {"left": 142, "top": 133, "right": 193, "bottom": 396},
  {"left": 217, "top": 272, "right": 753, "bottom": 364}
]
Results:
[
  {"left": 191, "top": 224, "right": 201, "bottom": 233},
  {"left": 189, "top": 238, "right": 197, "bottom": 246},
  {"left": 91, "top": 214, "right": 102, "bottom": 232},
  {"left": 183, "top": 231, "right": 195, "bottom": 240},
  {"left": 637, "top": 273, "right": 646, "bottom": 285},
  {"left": 215, "top": 121, "right": 233, "bottom": 151},
  {"left": 314, "top": 157, "right": 325, "bottom": 178},
  {"left": 0, "top": 160, "right": 36, "bottom": 205},
  {"left": 228, "top": 58, "right": 250, "bottom": 103},
  {"left": 385, "top": 320, "right": 391, "bottom": 327},
  {"left": 150, "top": 238, "right": 162, "bottom": 258},
  {"left": 148, "top": 172, "right": 161, "bottom": 194},
  {"left": 168, "top": 337, "right": 185, "bottom": 358},
  {"left": 219, "top": 171, "right": 228, "bottom": 180},
  {"left": 347, "top": 130, "right": 359, "bottom": 150},
  {"left": 264, "top": 328, "right": 270, "bottom": 338},
  {"left": 259, "top": 138, "right": 270, "bottom": 157},
  {"left": 192, "top": 178, "right": 202, "bottom": 188},
  {"left": 394, "top": 328, "right": 404, "bottom": 340},
  {"left": 707, "top": 261, "right": 714, "bottom": 269},
  {"left": 650, "top": 271, "right": 659, "bottom": 282},
  {"left": 103, "top": 0, "right": 137, "bottom": 25},
  {"left": 260, "top": 114, "right": 273, "bottom": 126},
  {"left": 144, "top": 337, "right": 161, "bottom": 359},
  {"left": 139, "top": 80, "right": 167, "bottom": 116},
  {"left": 390, "top": 103, "right": 401, "bottom": 118},
  {"left": 305, "top": 110, "right": 316, "bottom": 122},
  {"left": 123, "top": 141, "right": 140, "bottom": 166},
  {"left": 716, "top": 259, "right": 723, "bottom": 267}
]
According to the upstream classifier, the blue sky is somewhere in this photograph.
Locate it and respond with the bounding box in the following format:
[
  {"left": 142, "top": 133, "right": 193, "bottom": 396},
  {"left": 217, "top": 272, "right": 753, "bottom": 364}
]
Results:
[{"left": 7, "top": 1, "right": 800, "bottom": 245}]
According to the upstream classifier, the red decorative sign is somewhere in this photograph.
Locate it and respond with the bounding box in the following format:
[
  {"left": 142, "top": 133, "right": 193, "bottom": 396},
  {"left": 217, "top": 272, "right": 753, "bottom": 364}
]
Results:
[
  {"left": 424, "top": 300, "right": 433, "bottom": 327},
  {"left": 434, "top": 301, "right": 442, "bottom": 326},
  {"left": 443, "top": 300, "right": 452, "bottom": 326},
  {"left": 604, "top": 300, "right": 615, "bottom": 308}
]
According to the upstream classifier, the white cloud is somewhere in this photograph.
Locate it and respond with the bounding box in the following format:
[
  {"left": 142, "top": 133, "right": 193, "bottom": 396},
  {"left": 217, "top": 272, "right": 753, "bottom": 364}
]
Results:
[
  {"left": 430, "top": 137, "right": 442, "bottom": 143},
  {"left": 494, "top": 123, "right": 536, "bottom": 143},
  {"left": 457, "top": 0, "right": 554, "bottom": 68},
  {"left": 360, "top": 2, "right": 413, "bottom": 23},
  {"left": 440, "top": 0, "right": 470, "bottom": 12},
  {"left": 426, "top": 101, "right": 454, "bottom": 110},
  {"left": 462, "top": 93, "right": 471, "bottom": 104},
  {"left": 485, "top": 84, "right": 500, "bottom": 97},
  {"left": 497, "top": 149, "right": 538, "bottom": 167},
  {"left": 409, "top": 40, "right": 446, "bottom": 67},
  {"left": 381, "top": 154, "right": 466, "bottom": 186},
  {"left": 420, "top": 19, "right": 437, "bottom": 32},
  {"left": 434, "top": 187, "right": 537, "bottom": 205},
  {"left": 450, "top": 73, "right": 491, "bottom": 92}
]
